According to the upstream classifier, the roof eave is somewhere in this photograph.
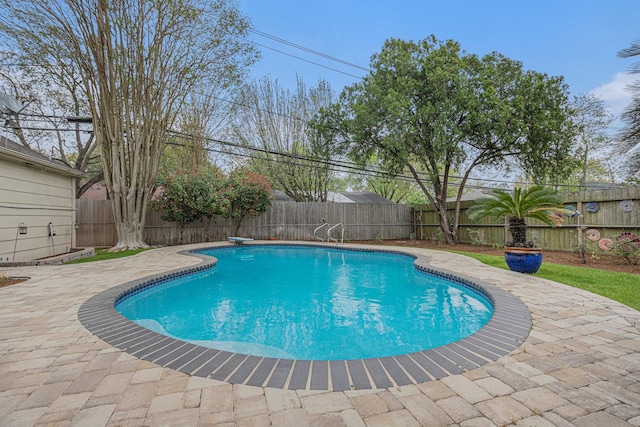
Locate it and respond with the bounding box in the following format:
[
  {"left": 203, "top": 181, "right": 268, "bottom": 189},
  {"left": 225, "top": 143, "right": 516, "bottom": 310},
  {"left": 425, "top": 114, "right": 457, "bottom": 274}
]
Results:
[{"left": 0, "top": 145, "right": 86, "bottom": 178}]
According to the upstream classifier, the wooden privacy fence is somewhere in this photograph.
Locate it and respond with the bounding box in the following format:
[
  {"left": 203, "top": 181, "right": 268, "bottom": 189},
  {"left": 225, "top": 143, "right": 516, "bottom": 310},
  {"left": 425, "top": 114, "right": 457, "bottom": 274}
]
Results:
[
  {"left": 413, "top": 187, "right": 640, "bottom": 252},
  {"left": 76, "top": 200, "right": 413, "bottom": 247}
]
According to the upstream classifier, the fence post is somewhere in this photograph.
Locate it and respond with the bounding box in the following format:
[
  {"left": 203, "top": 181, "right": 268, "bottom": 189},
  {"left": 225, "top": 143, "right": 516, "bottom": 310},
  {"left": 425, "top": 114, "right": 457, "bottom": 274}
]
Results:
[{"left": 504, "top": 216, "right": 508, "bottom": 245}]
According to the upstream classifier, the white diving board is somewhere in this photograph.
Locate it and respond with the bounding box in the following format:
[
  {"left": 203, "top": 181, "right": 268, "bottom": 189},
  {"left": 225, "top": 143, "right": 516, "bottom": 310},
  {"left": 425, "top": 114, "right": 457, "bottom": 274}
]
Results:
[{"left": 227, "top": 237, "right": 254, "bottom": 244}]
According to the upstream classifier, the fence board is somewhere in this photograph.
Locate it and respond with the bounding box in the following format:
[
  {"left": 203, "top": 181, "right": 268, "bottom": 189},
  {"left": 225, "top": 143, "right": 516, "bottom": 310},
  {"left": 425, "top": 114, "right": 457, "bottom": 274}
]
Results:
[
  {"left": 76, "top": 200, "right": 413, "bottom": 247},
  {"left": 77, "top": 187, "right": 639, "bottom": 252},
  {"left": 413, "top": 187, "right": 640, "bottom": 252}
]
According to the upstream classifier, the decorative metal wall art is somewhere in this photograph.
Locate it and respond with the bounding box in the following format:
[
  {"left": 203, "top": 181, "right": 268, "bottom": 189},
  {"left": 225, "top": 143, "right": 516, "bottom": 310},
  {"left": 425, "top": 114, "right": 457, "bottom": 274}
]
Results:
[
  {"left": 586, "top": 229, "right": 600, "bottom": 241},
  {"left": 564, "top": 205, "right": 577, "bottom": 217},
  {"left": 617, "top": 232, "right": 639, "bottom": 243},
  {"left": 598, "top": 238, "right": 613, "bottom": 251},
  {"left": 619, "top": 200, "right": 636, "bottom": 212},
  {"left": 584, "top": 202, "right": 599, "bottom": 213}
]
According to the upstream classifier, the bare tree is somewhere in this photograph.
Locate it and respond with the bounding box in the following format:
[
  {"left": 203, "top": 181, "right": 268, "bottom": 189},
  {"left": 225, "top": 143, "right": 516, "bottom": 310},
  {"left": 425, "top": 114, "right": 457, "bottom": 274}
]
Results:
[
  {"left": 0, "top": 61, "right": 38, "bottom": 148},
  {"left": 572, "top": 93, "right": 615, "bottom": 185},
  {"left": 0, "top": 62, "right": 102, "bottom": 198},
  {"left": 231, "top": 76, "right": 335, "bottom": 202},
  {"left": 0, "top": 0, "right": 258, "bottom": 249},
  {"left": 162, "top": 84, "right": 239, "bottom": 176},
  {"left": 617, "top": 39, "right": 640, "bottom": 179}
]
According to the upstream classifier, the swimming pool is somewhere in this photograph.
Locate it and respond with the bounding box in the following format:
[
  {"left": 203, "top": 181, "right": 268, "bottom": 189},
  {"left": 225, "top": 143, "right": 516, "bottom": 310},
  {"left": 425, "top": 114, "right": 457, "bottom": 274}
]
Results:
[
  {"left": 78, "top": 242, "right": 531, "bottom": 390},
  {"left": 116, "top": 246, "right": 493, "bottom": 360}
]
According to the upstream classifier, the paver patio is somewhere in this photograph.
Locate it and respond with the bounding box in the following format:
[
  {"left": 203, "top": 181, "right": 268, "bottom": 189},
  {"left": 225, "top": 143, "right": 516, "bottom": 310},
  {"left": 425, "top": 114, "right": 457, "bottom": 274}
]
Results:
[{"left": 1, "top": 242, "right": 639, "bottom": 426}]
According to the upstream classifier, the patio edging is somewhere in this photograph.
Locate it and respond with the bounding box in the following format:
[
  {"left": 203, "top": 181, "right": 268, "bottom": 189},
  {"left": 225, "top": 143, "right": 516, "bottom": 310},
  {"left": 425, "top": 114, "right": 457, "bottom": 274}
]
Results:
[{"left": 78, "top": 242, "right": 531, "bottom": 391}]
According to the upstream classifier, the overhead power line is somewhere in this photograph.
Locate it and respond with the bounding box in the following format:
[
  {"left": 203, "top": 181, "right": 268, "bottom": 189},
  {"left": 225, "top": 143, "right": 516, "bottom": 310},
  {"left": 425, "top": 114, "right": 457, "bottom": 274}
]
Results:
[
  {"left": 249, "top": 40, "right": 363, "bottom": 80},
  {"left": 4, "top": 114, "right": 598, "bottom": 190},
  {"left": 165, "top": 129, "right": 594, "bottom": 190},
  {"left": 249, "top": 28, "right": 370, "bottom": 72},
  {"left": 5, "top": 125, "right": 91, "bottom": 132},
  {"left": 167, "top": 137, "right": 516, "bottom": 192},
  {"left": 5, "top": 109, "right": 608, "bottom": 190}
]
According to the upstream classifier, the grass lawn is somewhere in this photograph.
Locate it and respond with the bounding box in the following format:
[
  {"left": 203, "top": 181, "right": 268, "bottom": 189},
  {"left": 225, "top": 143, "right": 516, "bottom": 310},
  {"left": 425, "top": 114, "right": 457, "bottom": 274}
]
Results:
[
  {"left": 66, "top": 248, "right": 150, "bottom": 264},
  {"left": 450, "top": 250, "right": 640, "bottom": 311}
]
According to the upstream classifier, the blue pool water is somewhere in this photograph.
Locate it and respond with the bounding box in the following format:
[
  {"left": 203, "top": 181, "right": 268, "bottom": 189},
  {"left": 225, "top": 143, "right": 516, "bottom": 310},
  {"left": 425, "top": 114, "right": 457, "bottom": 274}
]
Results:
[{"left": 116, "top": 246, "right": 493, "bottom": 360}]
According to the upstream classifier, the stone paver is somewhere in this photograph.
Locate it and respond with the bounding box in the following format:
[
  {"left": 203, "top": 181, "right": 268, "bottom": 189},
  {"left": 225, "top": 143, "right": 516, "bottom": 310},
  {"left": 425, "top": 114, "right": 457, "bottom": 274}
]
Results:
[
  {"left": 1, "top": 242, "right": 639, "bottom": 426},
  {"left": 301, "top": 392, "right": 352, "bottom": 415},
  {"left": 365, "top": 409, "right": 421, "bottom": 427},
  {"left": 441, "top": 374, "right": 492, "bottom": 404},
  {"left": 460, "top": 417, "right": 498, "bottom": 427},
  {"left": 475, "top": 396, "right": 533, "bottom": 426},
  {"left": 16, "top": 382, "right": 68, "bottom": 410},
  {"left": 572, "top": 411, "right": 635, "bottom": 427},
  {"left": 349, "top": 393, "right": 388, "bottom": 418},
  {"left": 235, "top": 395, "right": 269, "bottom": 420},
  {"left": 436, "top": 396, "right": 482, "bottom": 423},
  {"left": 264, "top": 388, "right": 301, "bottom": 412},
  {"left": 272, "top": 408, "right": 308, "bottom": 426},
  {"left": 147, "top": 392, "right": 184, "bottom": 415},
  {"left": 399, "top": 393, "right": 453, "bottom": 425},
  {"left": 341, "top": 409, "right": 366, "bottom": 427},
  {"left": 474, "top": 376, "right": 515, "bottom": 396},
  {"left": 511, "top": 386, "right": 570, "bottom": 412}
]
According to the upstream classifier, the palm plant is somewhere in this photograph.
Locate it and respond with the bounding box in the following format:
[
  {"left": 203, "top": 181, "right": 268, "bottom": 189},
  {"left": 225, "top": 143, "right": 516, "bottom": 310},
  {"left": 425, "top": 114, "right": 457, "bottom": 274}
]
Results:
[{"left": 467, "top": 186, "right": 567, "bottom": 248}]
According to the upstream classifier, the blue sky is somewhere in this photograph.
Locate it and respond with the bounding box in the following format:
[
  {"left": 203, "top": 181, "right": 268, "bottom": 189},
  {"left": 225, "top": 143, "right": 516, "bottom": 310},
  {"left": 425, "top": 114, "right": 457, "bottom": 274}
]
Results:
[{"left": 238, "top": 0, "right": 639, "bottom": 127}]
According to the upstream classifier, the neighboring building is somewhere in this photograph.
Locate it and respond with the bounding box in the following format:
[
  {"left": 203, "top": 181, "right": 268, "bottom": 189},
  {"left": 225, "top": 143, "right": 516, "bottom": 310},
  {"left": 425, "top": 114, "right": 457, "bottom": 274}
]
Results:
[
  {"left": 273, "top": 189, "right": 295, "bottom": 202},
  {"left": 79, "top": 183, "right": 109, "bottom": 200},
  {"left": 272, "top": 190, "right": 395, "bottom": 203},
  {"left": 326, "top": 191, "right": 394, "bottom": 203},
  {"left": 0, "top": 136, "right": 84, "bottom": 262},
  {"left": 446, "top": 189, "right": 492, "bottom": 203}
]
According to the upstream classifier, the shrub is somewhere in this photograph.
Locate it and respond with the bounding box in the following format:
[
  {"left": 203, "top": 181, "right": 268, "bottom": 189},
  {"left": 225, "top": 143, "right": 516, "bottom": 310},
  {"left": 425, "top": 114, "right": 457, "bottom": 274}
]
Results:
[
  {"left": 612, "top": 238, "right": 640, "bottom": 265},
  {"left": 221, "top": 170, "right": 273, "bottom": 234},
  {"left": 467, "top": 228, "right": 487, "bottom": 246},
  {"left": 152, "top": 170, "right": 222, "bottom": 243},
  {"left": 467, "top": 186, "right": 568, "bottom": 248}
]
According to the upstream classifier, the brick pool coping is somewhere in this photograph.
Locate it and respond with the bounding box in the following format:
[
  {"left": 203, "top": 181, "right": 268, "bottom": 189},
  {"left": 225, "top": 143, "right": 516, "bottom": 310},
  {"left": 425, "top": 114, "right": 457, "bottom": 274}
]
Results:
[{"left": 78, "top": 242, "right": 531, "bottom": 391}]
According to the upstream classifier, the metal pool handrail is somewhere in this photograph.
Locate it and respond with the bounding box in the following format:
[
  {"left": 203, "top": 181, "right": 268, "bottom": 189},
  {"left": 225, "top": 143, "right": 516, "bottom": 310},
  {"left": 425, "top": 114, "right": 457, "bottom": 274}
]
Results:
[
  {"left": 327, "top": 223, "right": 344, "bottom": 244},
  {"left": 313, "top": 222, "right": 329, "bottom": 242}
]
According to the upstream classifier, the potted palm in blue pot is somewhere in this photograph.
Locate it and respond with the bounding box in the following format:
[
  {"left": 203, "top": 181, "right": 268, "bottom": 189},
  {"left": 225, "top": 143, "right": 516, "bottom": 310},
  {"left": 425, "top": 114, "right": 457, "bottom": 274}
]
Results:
[{"left": 467, "top": 186, "right": 567, "bottom": 274}]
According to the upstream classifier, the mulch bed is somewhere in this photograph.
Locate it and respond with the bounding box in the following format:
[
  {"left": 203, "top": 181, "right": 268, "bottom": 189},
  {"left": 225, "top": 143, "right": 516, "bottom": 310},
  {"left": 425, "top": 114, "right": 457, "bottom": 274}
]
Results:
[
  {"left": 353, "top": 240, "right": 640, "bottom": 275},
  {"left": 0, "top": 278, "right": 28, "bottom": 288}
]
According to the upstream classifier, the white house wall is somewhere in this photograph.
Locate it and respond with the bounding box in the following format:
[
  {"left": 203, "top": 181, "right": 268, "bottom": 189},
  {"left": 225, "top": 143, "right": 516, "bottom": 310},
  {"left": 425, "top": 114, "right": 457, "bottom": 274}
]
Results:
[{"left": 0, "top": 158, "right": 76, "bottom": 262}]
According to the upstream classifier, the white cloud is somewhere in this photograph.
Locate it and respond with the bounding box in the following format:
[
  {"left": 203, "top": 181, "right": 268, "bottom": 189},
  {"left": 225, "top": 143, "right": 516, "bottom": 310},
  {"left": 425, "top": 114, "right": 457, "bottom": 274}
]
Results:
[{"left": 590, "top": 72, "right": 638, "bottom": 118}]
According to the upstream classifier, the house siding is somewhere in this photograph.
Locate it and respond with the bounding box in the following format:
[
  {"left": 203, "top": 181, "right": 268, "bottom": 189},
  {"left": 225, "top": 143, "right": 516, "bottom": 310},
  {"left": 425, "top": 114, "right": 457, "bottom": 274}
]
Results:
[{"left": 0, "top": 156, "right": 77, "bottom": 262}]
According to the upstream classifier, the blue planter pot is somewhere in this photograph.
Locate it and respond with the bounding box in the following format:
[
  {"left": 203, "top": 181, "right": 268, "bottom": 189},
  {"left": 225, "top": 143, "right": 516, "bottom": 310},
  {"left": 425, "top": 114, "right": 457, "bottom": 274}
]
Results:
[{"left": 504, "top": 249, "right": 543, "bottom": 274}]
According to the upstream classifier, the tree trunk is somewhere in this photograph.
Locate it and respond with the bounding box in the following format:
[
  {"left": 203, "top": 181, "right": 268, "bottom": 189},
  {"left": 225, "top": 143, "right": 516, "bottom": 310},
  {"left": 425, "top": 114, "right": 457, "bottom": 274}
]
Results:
[
  {"left": 406, "top": 164, "right": 457, "bottom": 244},
  {"left": 107, "top": 177, "right": 152, "bottom": 251},
  {"left": 112, "top": 216, "right": 148, "bottom": 251},
  {"left": 508, "top": 216, "right": 528, "bottom": 247},
  {"left": 435, "top": 200, "right": 457, "bottom": 244}
]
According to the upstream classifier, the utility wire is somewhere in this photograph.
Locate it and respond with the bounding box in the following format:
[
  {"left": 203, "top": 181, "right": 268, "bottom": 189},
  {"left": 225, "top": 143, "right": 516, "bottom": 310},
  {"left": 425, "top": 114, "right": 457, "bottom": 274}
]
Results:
[
  {"left": 3, "top": 116, "right": 596, "bottom": 190},
  {"left": 167, "top": 129, "right": 373, "bottom": 176},
  {"left": 166, "top": 129, "right": 593, "bottom": 190},
  {"left": 249, "top": 40, "right": 363, "bottom": 79},
  {"left": 5, "top": 125, "right": 91, "bottom": 132},
  {"left": 248, "top": 28, "right": 370, "bottom": 72},
  {"left": 166, "top": 138, "right": 502, "bottom": 191}
]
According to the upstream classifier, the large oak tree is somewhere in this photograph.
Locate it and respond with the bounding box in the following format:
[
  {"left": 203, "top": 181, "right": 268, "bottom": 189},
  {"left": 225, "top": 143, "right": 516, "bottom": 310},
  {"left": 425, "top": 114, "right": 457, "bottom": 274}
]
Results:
[
  {"left": 0, "top": 0, "right": 258, "bottom": 249},
  {"left": 315, "top": 36, "right": 576, "bottom": 244}
]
